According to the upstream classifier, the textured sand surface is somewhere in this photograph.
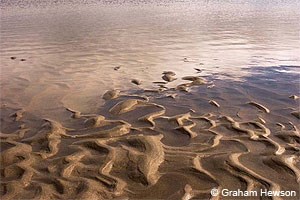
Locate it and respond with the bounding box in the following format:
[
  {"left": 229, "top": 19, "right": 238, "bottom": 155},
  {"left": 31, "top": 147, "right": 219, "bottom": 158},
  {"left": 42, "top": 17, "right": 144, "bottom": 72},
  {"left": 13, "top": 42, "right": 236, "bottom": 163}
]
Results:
[{"left": 1, "top": 69, "right": 300, "bottom": 199}]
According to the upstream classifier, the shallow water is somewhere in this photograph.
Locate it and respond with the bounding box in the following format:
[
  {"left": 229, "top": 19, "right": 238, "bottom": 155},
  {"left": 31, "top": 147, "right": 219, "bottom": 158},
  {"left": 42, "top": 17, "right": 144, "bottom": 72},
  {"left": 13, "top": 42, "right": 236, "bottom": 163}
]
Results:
[
  {"left": 1, "top": 1, "right": 300, "bottom": 200},
  {"left": 1, "top": 0, "right": 300, "bottom": 116}
]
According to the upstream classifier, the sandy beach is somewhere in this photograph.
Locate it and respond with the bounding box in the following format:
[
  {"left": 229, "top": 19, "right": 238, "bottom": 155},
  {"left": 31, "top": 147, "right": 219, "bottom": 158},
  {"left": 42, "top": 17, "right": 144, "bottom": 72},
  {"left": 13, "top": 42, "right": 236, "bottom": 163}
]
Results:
[{"left": 1, "top": 0, "right": 300, "bottom": 199}]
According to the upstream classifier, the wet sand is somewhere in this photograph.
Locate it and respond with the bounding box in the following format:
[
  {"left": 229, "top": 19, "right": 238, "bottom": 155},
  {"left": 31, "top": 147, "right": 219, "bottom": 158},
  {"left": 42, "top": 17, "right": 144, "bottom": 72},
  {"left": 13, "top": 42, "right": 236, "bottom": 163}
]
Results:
[{"left": 1, "top": 65, "right": 300, "bottom": 200}]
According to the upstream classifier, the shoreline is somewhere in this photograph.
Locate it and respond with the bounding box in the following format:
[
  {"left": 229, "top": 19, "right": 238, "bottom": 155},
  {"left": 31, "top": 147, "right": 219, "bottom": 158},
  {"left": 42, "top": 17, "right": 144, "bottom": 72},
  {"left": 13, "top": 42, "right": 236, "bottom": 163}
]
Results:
[{"left": 1, "top": 1, "right": 300, "bottom": 199}]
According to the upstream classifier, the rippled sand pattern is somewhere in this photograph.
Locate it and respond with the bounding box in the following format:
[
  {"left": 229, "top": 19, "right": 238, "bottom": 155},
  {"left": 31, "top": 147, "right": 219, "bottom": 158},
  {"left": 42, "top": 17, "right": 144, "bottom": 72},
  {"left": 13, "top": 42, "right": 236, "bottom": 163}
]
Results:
[{"left": 1, "top": 70, "right": 299, "bottom": 200}]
